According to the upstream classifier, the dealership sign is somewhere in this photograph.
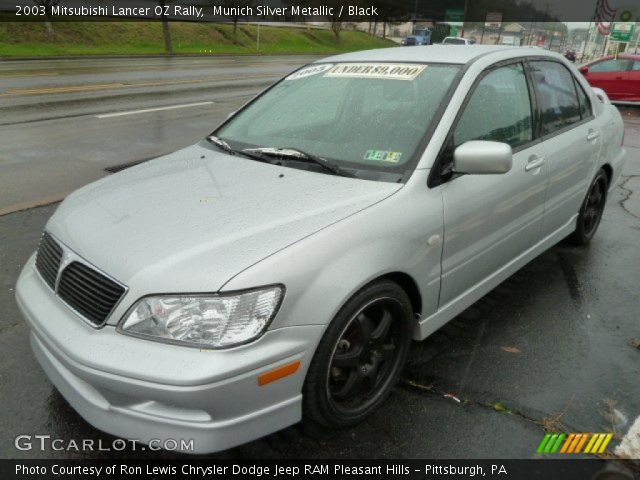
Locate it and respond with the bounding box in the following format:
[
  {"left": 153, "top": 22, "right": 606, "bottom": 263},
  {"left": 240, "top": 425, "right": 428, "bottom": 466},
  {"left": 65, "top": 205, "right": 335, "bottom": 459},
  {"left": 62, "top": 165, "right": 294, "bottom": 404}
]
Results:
[
  {"left": 610, "top": 22, "right": 635, "bottom": 42},
  {"left": 445, "top": 8, "right": 464, "bottom": 25}
]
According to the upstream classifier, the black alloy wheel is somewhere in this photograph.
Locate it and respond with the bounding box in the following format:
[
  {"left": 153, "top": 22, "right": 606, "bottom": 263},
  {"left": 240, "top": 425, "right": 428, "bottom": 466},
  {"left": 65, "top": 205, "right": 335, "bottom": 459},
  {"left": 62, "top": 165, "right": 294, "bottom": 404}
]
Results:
[
  {"left": 568, "top": 169, "right": 609, "bottom": 245},
  {"left": 303, "top": 280, "right": 413, "bottom": 428}
]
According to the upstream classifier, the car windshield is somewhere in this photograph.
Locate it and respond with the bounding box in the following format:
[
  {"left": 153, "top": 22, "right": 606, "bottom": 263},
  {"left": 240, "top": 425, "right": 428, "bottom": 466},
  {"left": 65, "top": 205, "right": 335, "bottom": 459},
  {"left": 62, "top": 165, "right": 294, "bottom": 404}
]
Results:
[{"left": 214, "top": 62, "right": 461, "bottom": 181}]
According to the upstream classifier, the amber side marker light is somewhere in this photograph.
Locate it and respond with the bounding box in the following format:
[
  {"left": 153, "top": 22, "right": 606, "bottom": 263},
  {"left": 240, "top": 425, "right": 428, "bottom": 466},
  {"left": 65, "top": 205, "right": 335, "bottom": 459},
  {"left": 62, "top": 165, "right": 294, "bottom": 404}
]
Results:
[{"left": 258, "top": 361, "right": 301, "bottom": 386}]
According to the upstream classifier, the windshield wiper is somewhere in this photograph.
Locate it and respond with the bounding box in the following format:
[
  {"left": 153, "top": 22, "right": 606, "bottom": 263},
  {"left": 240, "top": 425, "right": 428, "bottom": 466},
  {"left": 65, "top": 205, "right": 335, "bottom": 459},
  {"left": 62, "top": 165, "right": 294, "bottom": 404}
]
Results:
[
  {"left": 206, "top": 135, "right": 234, "bottom": 154},
  {"left": 242, "top": 147, "right": 354, "bottom": 178},
  {"left": 206, "top": 136, "right": 274, "bottom": 164}
]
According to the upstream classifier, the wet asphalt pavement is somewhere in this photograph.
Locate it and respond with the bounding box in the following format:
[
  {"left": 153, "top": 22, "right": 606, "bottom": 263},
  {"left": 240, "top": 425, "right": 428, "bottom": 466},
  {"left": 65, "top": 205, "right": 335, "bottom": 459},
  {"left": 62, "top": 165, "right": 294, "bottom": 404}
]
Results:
[
  {"left": 0, "top": 55, "right": 318, "bottom": 213},
  {"left": 0, "top": 57, "right": 639, "bottom": 460}
]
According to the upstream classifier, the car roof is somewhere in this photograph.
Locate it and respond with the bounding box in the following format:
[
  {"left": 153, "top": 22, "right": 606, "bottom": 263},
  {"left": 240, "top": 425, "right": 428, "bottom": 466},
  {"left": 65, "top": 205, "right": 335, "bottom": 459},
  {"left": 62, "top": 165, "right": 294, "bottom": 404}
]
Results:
[
  {"left": 607, "top": 53, "right": 640, "bottom": 60},
  {"left": 318, "top": 45, "right": 551, "bottom": 65},
  {"left": 587, "top": 53, "right": 640, "bottom": 64}
]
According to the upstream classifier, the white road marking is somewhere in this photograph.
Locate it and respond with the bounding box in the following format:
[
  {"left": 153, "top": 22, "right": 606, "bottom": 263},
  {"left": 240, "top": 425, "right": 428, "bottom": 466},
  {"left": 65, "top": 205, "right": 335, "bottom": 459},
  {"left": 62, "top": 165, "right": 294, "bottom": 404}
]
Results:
[
  {"left": 96, "top": 101, "right": 214, "bottom": 119},
  {"left": 615, "top": 415, "right": 640, "bottom": 458}
]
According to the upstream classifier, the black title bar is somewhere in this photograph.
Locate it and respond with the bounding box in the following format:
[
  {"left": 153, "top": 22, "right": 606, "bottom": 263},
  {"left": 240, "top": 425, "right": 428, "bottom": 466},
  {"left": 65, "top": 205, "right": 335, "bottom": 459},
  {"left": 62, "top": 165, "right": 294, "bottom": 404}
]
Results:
[
  {"left": 3, "top": 459, "right": 640, "bottom": 480},
  {"left": 1, "top": 0, "right": 638, "bottom": 22}
]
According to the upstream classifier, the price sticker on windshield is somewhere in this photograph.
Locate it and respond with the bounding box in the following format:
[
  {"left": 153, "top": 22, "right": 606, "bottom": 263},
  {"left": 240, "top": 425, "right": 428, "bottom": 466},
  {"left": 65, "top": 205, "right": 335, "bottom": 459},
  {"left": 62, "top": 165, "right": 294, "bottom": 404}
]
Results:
[
  {"left": 325, "top": 63, "right": 426, "bottom": 81},
  {"left": 285, "top": 64, "right": 334, "bottom": 81}
]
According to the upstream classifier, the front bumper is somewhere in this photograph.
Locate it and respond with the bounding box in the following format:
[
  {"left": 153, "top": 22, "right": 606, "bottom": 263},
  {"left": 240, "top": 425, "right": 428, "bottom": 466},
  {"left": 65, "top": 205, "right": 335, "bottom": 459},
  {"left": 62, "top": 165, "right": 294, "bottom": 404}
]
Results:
[{"left": 16, "top": 256, "right": 324, "bottom": 453}]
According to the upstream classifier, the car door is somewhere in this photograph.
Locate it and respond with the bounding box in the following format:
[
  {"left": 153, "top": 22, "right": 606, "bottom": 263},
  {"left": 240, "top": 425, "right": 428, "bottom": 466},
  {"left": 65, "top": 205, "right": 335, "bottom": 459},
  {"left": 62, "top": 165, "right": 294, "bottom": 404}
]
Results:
[
  {"left": 529, "top": 60, "right": 602, "bottom": 238},
  {"left": 583, "top": 58, "right": 632, "bottom": 100},
  {"left": 437, "top": 61, "right": 548, "bottom": 306},
  {"left": 627, "top": 60, "right": 640, "bottom": 101}
]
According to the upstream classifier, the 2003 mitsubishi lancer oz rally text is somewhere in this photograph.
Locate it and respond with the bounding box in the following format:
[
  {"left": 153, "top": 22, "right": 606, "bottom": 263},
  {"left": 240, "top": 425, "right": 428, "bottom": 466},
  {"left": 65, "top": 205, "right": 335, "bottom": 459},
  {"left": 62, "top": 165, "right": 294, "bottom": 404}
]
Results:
[{"left": 16, "top": 45, "right": 625, "bottom": 453}]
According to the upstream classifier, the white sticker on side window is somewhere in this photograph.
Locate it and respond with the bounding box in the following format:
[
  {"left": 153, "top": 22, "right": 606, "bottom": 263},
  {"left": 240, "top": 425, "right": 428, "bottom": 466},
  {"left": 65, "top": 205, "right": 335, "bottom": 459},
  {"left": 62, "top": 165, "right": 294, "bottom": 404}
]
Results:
[
  {"left": 324, "top": 63, "right": 426, "bottom": 81},
  {"left": 285, "top": 64, "right": 334, "bottom": 81}
]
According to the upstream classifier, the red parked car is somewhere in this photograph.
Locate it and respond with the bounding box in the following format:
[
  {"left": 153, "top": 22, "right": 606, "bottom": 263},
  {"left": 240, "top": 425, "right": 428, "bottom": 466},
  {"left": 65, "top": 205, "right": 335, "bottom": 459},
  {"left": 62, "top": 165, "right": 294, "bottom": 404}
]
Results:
[{"left": 579, "top": 53, "right": 640, "bottom": 103}]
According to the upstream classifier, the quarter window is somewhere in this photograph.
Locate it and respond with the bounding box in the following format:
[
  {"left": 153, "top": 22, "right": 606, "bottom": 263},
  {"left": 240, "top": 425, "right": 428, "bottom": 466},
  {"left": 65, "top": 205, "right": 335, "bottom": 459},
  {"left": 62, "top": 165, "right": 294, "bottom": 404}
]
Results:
[
  {"left": 574, "top": 78, "right": 592, "bottom": 119},
  {"left": 632, "top": 61, "right": 640, "bottom": 71},
  {"left": 530, "top": 61, "right": 581, "bottom": 135},
  {"left": 454, "top": 63, "right": 533, "bottom": 149},
  {"left": 589, "top": 58, "right": 631, "bottom": 72}
]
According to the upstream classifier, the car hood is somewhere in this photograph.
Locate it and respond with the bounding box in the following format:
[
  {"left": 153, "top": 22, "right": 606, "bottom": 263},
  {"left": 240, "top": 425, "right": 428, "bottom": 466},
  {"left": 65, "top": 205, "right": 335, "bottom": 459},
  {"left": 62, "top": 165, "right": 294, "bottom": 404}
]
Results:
[{"left": 46, "top": 144, "right": 401, "bottom": 293}]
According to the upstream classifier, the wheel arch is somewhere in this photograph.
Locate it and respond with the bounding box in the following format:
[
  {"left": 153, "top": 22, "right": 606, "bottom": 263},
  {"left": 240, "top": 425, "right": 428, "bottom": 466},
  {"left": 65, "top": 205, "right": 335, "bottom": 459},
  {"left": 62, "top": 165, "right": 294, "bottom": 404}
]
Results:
[
  {"left": 601, "top": 163, "right": 613, "bottom": 186},
  {"left": 378, "top": 271, "right": 422, "bottom": 319}
]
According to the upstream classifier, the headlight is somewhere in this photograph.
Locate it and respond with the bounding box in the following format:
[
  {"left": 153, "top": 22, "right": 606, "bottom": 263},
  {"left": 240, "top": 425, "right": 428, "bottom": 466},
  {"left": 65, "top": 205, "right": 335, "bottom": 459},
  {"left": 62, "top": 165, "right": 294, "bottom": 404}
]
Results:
[{"left": 118, "top": 286, "right": 284, "bottom": 348}]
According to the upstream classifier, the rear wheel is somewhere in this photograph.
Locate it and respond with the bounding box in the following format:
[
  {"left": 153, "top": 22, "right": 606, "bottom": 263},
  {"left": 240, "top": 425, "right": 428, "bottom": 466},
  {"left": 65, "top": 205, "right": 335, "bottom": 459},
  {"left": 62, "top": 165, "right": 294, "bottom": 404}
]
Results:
[
  {"left": 568, "top": 169, "right": 609, "bottom": 245},
  {"left": 303, "top": 280, "right": 413, "bottom": 428}
]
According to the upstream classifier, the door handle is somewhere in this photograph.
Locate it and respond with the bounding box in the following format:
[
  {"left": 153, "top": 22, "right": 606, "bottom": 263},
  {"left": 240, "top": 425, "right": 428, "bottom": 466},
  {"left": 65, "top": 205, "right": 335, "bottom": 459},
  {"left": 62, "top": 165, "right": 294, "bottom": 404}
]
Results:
[
  {"left": 525, "top": 155, "right": 545, "bottom": 172},
  {"left": 587, "top": 130, "right": 600, "bottom": 141}
]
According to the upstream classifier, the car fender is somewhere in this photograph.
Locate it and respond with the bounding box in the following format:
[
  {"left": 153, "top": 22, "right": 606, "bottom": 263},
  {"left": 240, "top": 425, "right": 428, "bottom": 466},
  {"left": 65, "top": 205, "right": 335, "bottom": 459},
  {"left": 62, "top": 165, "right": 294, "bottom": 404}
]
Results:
[{"left": 219, "top": 173, "right": 443, "bottom": 337}]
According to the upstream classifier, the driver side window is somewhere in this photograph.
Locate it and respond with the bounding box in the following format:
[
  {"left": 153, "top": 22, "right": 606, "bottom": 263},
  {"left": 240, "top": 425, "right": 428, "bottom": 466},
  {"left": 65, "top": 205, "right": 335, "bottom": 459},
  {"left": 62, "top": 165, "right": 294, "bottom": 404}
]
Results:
[{"left": 454, "top": 63, "right": 533, "bottom": 149}]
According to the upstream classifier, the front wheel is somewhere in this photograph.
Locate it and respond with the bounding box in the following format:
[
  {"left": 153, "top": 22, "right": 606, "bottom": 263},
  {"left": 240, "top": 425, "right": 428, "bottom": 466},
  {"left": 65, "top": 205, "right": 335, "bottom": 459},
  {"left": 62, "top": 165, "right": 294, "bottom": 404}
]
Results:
[
  {"left": 567, "top": 169, "right": 609, "bottom": 245},
  {"left": 303, "top": 280, "right": 413, "bottom": 428}
]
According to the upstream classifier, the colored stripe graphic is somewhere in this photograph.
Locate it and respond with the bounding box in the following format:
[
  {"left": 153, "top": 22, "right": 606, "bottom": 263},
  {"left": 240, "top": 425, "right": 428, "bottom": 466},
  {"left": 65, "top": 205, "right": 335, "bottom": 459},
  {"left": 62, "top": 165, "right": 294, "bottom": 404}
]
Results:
[
  {"left": 550, "top": 434, "right": 566, "bottom": 453},
  {"left": 574, "top": 433, "right": 589, "bottom": 453},
  {"left": 537, "top": 434, "right": 552, "bottom": 453},
  {"left": 567, "top": 433, "right": 582, "bottom": 453},
  {"left": 545, "top": 434, "right": 559, "bottom": 453},
  {"left": 585, "top": 433, "right": 613, "bottom": 454},
  {"left": 538, "top": 433, "right": 612, "bottom": 454},
  {"left": 597, "top": 433, "right": 613, "bottom": 453},
  {"left": 584, "top": 433, "right": 599, "bottom": 453},
  {"left": 560, "top": 434, "right": 575, "bottom": 453}
]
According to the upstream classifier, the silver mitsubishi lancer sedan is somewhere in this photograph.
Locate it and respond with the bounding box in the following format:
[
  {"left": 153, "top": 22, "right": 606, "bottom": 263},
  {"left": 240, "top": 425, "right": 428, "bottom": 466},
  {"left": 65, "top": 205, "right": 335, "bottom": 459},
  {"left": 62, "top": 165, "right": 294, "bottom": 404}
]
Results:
[{"left": 16, "top": 46, "right": 625, "bottom": 453}]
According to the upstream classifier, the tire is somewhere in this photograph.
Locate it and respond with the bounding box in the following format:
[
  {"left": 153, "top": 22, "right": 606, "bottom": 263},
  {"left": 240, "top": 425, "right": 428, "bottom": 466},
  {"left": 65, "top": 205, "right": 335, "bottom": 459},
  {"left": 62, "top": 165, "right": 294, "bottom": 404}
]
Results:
[
  {"left": 302, "top": 280, "right": 413, "bottom": 428},
  {"left": 567, "top": 168, "right": 609, "bottom": 246}
]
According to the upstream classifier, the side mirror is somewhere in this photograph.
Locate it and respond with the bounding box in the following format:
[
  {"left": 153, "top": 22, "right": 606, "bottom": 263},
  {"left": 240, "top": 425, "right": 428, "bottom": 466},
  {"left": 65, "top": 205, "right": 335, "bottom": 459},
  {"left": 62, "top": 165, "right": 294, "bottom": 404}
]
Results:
[
  {"left": 453, "top": 140, "right": 512, "bottom": 175},
  {"left": 579, "top": 66, "right": 588, "bottom": 74}
]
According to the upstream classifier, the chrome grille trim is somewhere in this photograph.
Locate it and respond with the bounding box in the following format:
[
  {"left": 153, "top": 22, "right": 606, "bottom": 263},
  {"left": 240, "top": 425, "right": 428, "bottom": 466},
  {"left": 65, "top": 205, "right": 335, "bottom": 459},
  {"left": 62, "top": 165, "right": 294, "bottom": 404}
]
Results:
[
  {"left": 35, "top": 232, "right": 63, "bottom": 290},
  {"left": 34, "top": 232, "right": 128, "bottom": 328}
]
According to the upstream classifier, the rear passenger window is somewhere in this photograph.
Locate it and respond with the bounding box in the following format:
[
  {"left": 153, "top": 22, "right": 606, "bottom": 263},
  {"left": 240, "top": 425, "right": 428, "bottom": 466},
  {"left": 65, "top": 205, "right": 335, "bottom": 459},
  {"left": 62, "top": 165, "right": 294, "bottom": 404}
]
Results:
[
  {"left": 574, "top": 78, "right": 592, "bottom": 119},
  {"left": 633, "top": 62, "right": 640, "bottom": 71},
  {"left": 530, "top": 61, "right": 581, "bottom": 135},
  {"left": 454, "top": 63, "right": 533, "bottom": 149}
]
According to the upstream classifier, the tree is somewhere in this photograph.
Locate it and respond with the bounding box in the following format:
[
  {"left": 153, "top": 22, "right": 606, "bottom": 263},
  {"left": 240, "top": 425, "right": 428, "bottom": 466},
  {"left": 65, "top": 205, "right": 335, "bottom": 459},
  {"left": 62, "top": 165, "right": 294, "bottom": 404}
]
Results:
[
  {"left": 158, "top": 0, "right": 173, "bottom": 54},
  {"left": 33, "top": 0, "right": 61, "bottom": 37},
  {"left": 218, "top": 0, "right": 256, "bottom": 36},
  {"left": 330, "top": 19, "right": 342, "bottom": 39}
]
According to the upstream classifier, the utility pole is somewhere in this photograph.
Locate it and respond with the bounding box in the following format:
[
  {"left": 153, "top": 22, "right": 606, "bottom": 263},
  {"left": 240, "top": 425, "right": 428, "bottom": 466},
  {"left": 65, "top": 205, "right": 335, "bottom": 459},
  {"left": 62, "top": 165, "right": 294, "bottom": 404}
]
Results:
[
  {"left": 460, "top": 0, "right": 468, "bottom": 37},
  {"left": 581, "top": 17, "right": 594, "bottom": 63},
  {"left": 542, "top": 2, "right": 550, "bottom": 48},
  {"left": 602, "top": 31, "right": 610, "bottom": 56}
]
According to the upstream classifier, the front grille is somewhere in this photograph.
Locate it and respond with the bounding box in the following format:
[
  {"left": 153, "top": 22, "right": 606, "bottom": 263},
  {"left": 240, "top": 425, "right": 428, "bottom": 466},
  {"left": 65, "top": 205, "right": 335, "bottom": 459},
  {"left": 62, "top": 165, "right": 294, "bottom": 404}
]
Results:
[
  {"left": 57, "top": 261, "right": 126, "bottom": 326},
  {"left": 34, "top": 231, "right": 127, "bottom": 327},
  {"left": 35, "top": 232, "right": 63, "bottom": 290}
]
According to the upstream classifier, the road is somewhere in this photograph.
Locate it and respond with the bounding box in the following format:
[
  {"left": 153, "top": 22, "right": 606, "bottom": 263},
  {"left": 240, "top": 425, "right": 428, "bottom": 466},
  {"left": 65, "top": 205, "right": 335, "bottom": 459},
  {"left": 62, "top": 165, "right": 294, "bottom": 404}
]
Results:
[
  {"left": 0, "top": 56, "right": 639, "bottom": 460},
  {"left": 0, "top": 55, "right": 319, "bottom": 214}
]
